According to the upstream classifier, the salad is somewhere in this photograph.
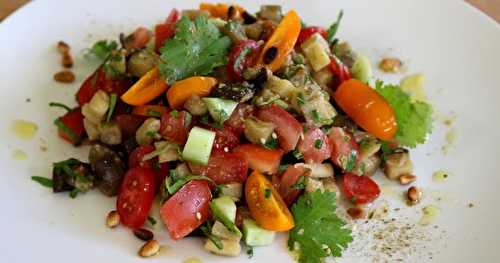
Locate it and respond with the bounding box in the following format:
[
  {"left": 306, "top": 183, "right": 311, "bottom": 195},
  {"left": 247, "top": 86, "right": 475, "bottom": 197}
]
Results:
[{"left": 37, "top": 3, "right": 434, "bottom": 263}]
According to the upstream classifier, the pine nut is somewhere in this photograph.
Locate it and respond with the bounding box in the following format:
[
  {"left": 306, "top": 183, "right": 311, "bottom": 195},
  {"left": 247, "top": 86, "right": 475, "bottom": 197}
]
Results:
[
  {"left": 399, "top": 174, "right": 417, "bottom": 185},
  {"left": 53, "top": 70, "right": 75, "bottom": 83},
  {"left": 57, "top": 41, "right": 70, "bottom": 54},
  {"left": 62, "top": 53, "right": 73, "bottom": 68},
  {"left": 138, "top": 239, "right": 160, "bottom": 257},
  {"left": 106, "top": 210, "right": 120, "bottom": 228},
  {"left": 407, "top": 186, "right": 422, "bottom": 205},
  {"left": 133, "top": 228, "right": 154, "bottom": 241},
  {"left": 347, "top": 207, "right": 366, "bottom": 219},
  {"left": 379, "top": 58, "right": 402, "bottom": 73}
]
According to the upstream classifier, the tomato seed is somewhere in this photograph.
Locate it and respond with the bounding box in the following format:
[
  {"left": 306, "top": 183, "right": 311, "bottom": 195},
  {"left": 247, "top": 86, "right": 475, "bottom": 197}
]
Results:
[{"left": 133, "top": 228, "right": 154, "bottom": 241}]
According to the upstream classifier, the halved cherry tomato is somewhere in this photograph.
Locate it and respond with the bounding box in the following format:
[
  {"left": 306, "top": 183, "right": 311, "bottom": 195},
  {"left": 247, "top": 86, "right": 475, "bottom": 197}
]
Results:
[
  {"left": 298, "top": 126, "right": 332, "bottom": 163},
  {"left": 257, "top": 10, "right": 301, "bottom": 72},
  {"left": 160, "top": 180, "right": 212, "bottom": 240},
  {"left": 277, "top": 165, "right": 309, "bottom": 206},
  {"left": 206, "top": 126, "right": 240, "bottom": 151},
  {"left": 115, "top": 114, "right": 146, "bottom": 139},
  {"left": 245, "top": 170, "right": 294, "bottom": 231},
  {"left": 167, "top": 76, "right": 217, "bottom": 109},
  {"left": 76, "top": 68, "right": 132, "bottom": 106},
  {"left": 57, "top": 108, "right": 85, "bottom": 145},
  {"left": 233, "top": 144, "right": 284, "bottom": 174},
  {"left": 121, "top": 68, "right": 169, "bottom": 106},
  {"left": 189, "top": 150, "right": 248, "bottom": 184},
  {"left": 257, "top": 105, "right": 303, "bottom": 152},
  {"left": 227, "top": 40, "right": 260, "bottom": 81},
  {"left": 334, "top": 79, "right": 397, "bottom": 140},
  {"left": 296, "top": 26, "right": 327, "bottom": 46},
  {"left": 159, "top": 110, "right": 191, "bottom": 145},
  {"left": 199, "top": 3, "right": 244, "bottom": 19},
  {"left": 155, "top": 9, "right": 180, "bottom": 53},
  {"left": 329, "top": 127, "right": 360, "bottom": 171},
  {"left": 117, "top": 167, "right": 156, "bottom": 229},
  {"left": 128, "top": 145, "right": 169, "bottom": 187},
  {"left": 235, "top": 206, "right": 251, "bottom": 228},
  {"left": 225, "top": 103, "right": 255, "bottom": 136},
  {"left": 329, "top": 56, "right": 351, "bottom": 88},
  {"left": 132, "top": 105, "right": 168, "bottom": 117},
  {"left": 341, "top": 173, "right": 380, "bottom": 204}
]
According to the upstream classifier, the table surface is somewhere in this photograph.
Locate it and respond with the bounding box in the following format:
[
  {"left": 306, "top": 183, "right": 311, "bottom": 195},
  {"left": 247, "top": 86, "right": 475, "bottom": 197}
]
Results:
[{"left": 1, "top": 0, "right": 500, "bottom": 22}]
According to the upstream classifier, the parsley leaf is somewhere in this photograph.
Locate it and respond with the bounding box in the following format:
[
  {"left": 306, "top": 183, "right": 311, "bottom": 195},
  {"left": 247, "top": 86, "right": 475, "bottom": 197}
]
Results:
[
  {"left": 49, "top": 102, "right": 71, "bottom": 112},
  {"left": 159, "top": 16, "right": 232, "bottom": 84},
  {"left": 292, "top": 176, "right": 306, "bottom": 190},
  {"left": 88, "top": 40, "right": 118, "bottom": 60},
  {"left": 264, "top": 188, "right": 272, "bottom": 199},
  {"left": 375, "top": 81, "right": 433, "bottom": 148},
  {"left": 326, "top": 10, "right": 344, "bottom": 45},
  {"left": 31, "top": 176, "right": 53, "bottom": 188},
  {"left": 106, "top": 93, "right": 117, "bottom": 122},
  {"left": 314, "top": 139, "right": 323, "bottom": 149},
  {"left": 264, "top": 137, "right": 279, "bottom": 149},
  {"left": 147, "top": 216, "right": 157, "bottom": 226},
  {"left": 288, "top": 190, "right": 352, "bottom": 263}
]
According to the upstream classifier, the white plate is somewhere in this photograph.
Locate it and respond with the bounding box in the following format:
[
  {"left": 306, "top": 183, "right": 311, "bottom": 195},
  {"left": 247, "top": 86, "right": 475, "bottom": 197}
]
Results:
[{"left": 1, "top": 0, "right": 499, "bottom": 262}]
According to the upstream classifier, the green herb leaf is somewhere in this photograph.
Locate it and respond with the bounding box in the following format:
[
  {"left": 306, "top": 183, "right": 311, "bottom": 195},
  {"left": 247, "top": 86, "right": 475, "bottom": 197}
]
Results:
[
  {"left": 264, "top": 188, "right": 272, "bottom": 199},
  {"left": 342, "top": 151, "right": 357, "bottom": 172},
  {"left": 297, "top": 92, "right": 306, "bottom": 106},
  {"left": 278, "top": 164, "right": 290, "bottom": 173},
  {"left": 165, "top": 175, "right": 215, "bottom": 195},
  {"left": 326, "top": 10, "right": 344, "bottom": 45},
  {"left": 159, "top": 16, "right": 232, "bottom": 84},
  {"left": 69, "top": 188, "right": 80, "bottom": 198},
  {"left": 292, "top": 176, "right": 306, "bottom": 190},
  {"left": 31, "top": 176, "right": 53, "bottom": 188},
  {"left": 314, "top": 139, "right": 323, "bottom": 149},
  {"left": 288, "top": 190, "right": 352, "bottom": 263},
  {"left": 201, "top": 223, "right": 224, "bottom": 250},
  {"left": 54, "top": 118, "right": 80, "bottom": 144},
  {"left": 311, "top": 109, "right": 321, "bottom": 124},
  {"left": 246, "top": 246, "right": 254, "bottom": 258},
  {"left": 146, "top": 109, "right": 162, "bottom": 118},
  {"left": 170, "top": 110, "right": 179, "bottom": 118},
  {"left": 49, "top": 102, "right": 72, "bottom": 112},
  {"left": 293, "top": 149, "right": 304, "bottom": 160},
  {"left": 147, "top": 216, "right": 157, "bottom": 226},
  {"left": 106, "top": 93, "right": 117, "bottom": 122},
  {"left": 264, "top": 137, "right": 279, "bottom": 149},
  {"left": 88, "top": 40, "right": 118, "bottom": 60}
]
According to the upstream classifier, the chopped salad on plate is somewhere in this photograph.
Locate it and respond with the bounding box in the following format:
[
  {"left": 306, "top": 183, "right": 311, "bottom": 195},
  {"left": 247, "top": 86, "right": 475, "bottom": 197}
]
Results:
[{"left": 36, "top": 3, "right": 434, "bottom": 262}]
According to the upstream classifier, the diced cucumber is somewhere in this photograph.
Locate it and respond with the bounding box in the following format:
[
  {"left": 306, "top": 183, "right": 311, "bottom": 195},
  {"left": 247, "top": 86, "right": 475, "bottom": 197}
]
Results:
[
  {"left": 211, "top": 221, "right": 242, "bottom": 241},
  {"left": 242, "top": 219, "right": 276, "bottom": 246},
  {"left": 204, "top": 238, "right": 241, "bottom": 256},
  {"left": 301, "top": 33, "right": 331, "bottom": 71},
  {"left": 210, "top": 196, "right": 241, "bottom": 234},
  {"left": 351, "top": 54, "right": 372, "bottom": 84},
  {"left": 202, "top": 98, "right": 238, "bottom": 124},
  {"left": 182, "top": 127, "right": 215, "bottom": 165},
  {"left": 220, "top": 183, "right": 243, "bottom": 201}
]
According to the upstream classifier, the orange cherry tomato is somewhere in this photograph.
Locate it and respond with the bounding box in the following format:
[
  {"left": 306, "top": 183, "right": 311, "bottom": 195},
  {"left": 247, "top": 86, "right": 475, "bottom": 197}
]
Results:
[
  {"left": 257, "top": 10, "right": 301, "bottom": 72},
  {"left": 334, "top": 79, "right": 397, "bottom": 140},
  {"left": 131, "top": 105, "right": 168, "bottom": 117},
  {"left": 199, "top": 3, "right": 245, "bottom": 19},
  {"left": 245, "top": 170, "right": 295, "bottom": 231},
  {"left": 166, "top": 76, "right": 217, "bottom": 109},
  {"left": 121, "top": 68, "right": 168, "bottom": 106}
]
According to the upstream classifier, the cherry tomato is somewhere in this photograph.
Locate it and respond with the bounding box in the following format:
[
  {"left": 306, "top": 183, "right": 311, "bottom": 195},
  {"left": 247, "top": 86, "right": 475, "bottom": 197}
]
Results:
[
  {"left": 154, "top": 9, "right": 179, "bottom": 53},
  {"left": 245, "top": 171, "right": 294, "bottom": 231},
  {"left": 329, "top": 56, "right": 351, "bottom": 88},
  {"left": 76, "top": 68, "right": 132, "bottom": 106},
  {"left": 227, "top": 40, "right": 260, "bottom": 81},
  {"left": 257, "top": 105, "right": 303, "bottom": 152},
  {"left": 329, "top": 127, "right": 360, "bottom": 171},
  {"left": 296, "top": 26, "right": 327, "bottom": 46},
  {"left": 225, "top": 103, "right": 255, "bottom": 136},
  {"left": 159, "top": 110, "right": 191, "bottom": 145},
  {"left": 128, "top": 145, "right": 169, "bottom": 186},
  {"left": 277, "top": 165, "right": 308, "bottom": 206},
  {"left": 57, "top": 108, "right": 85, "bottom": 145},
  {"left": 341, "top": 173, "right": 380, "bottom": 204},
  {"left": 233, "top": 144, "right": 284, "bottom": 174},
  {"left": 160, "top": 180, "right": 212, "bottom": 240},
  {"left": 117, "top": 167, "right": 156, "bottom": 229},
  {"left": 205, "top": 125, "right": 240, "bottom": 151},
  {"left": 115, "top": 114, "right": 146, "bottom": 139},
  {"left": 189, "top": 150, "right": 248, "bottom": 184},
  {"left": 334, "top": 79, "right": 397, "bottom": 140},
  {"left": 298, "top": 126, "right": 332, "bottom": 163}
]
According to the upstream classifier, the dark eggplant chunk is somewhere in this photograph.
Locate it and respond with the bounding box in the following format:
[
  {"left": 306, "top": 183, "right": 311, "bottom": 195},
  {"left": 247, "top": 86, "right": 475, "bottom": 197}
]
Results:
[
  {"left": 210, "top": 82, "right": 255, "bottom": 102},
  {"left": 94, "top": 157, "right": 126, "bottom": 196},
  {"left": 52, "top": 167, "right": 72, "bottom": 193}
]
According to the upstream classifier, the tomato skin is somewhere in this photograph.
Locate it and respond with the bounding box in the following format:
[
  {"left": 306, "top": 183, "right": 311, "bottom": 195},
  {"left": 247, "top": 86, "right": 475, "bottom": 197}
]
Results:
[
  {"left": 115, "top": 114, "right": 146, "bottom": 139},
  {"left": 233, "top": 144, "right": 284, "bottom": 174},
  {"left": 155, "top": 9, "right": 179, "bottom": 53},
  {"left": 160, "top": 180, "right": 212, "bottom": 240},
  {"left": 296, "top": 26, "right": 327, "bottom": 46},
  {"left": 57, "top": 108, "right": 85, "bottom": 145},
  {"left": 329, "top": 56, "right": 351, "bottom": 88},
  {"left": 189, "top": 150, "right": 248, "bottom": 184},
  {"left": 277, "top": 165, "right": 308, "bottom": 206},
  {"left": 227, "top": 40, "right": 260, "bottom": 81},
  {"left": 128, "top": 145, "right": 169, "bottom": 186},
  {"left": 298, "top": 127, "right": 332, "bottom": 163},
  {"left": 117, "top": 167, "right": 156, "bottom": 229},
  {"left": 159, "top": 110, "right": 191, "bottom": 145},
  {"left": 329, "top": 127, "right": 360, "bottom": 171},
  {"left": 341, "top": 173, "right": 380, "bottom": 204},
  {"left": 206, "top": 126, "right": 240, "bottom": 151},
  {"left": 76, "top": 68, "right": 133, "bottom": 106},
  {"left": 257, "top": 105, "right": 303, "bottom": 152},
  {"left": 225, "top": 103, "right": 255, "bottom": 136},
  {"left": 334, "top": 79, "right": 397, "bottom": 140}
]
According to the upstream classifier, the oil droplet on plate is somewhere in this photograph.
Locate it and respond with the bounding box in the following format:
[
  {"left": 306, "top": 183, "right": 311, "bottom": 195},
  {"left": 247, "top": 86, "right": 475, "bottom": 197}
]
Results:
[
  {"left": 12, "top": 119, "right": 38, "bottom": 140},
  {"left": 432, "top": 170, "right": 449, "bottom": 182},
  {"left": 183, "top": 257, "right": 202, "bottom": 263},
  {"left": 419, "top": 205, "right": 440, "bottom": 226},
  {"left": 12, "top": 149, "right": 28, "bottom": 160}
]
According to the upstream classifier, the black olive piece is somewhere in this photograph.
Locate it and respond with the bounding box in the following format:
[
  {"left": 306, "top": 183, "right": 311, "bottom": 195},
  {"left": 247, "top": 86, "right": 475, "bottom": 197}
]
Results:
[
  {"left": 52, "top": 167, "right": 73, "bottom": 193},
  {"left": 242, "top": 11, "right": 257, "bottom": 24},
  {"left": 94, "top": 157, "right": 126, "bottom": 197},
  {"left": 249, "top": 67, "right": 269, "bottom": 89},
  {"left": 263, "top": 47, "right": 278, "bottom": 64},
  {"left": 133, "top": 228, "right": 154, "bottom": 241}
]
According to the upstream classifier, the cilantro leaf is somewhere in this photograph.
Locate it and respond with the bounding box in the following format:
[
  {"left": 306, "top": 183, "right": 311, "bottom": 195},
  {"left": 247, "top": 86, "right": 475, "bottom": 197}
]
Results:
[
  {"left": 288, "top": 190, "right": 352, "bottom": 263},
  {"left": 375, "top": 81, "right": 433, "bottom": 148},
  {"left": 88, "top": 40, "right": 118, "bottom": 60},
  {"left": 159, "top": 16, "right": 232, "bottom": 84},
  {"left": 326, "top": 10, "right": 344, "bottom": 45}
]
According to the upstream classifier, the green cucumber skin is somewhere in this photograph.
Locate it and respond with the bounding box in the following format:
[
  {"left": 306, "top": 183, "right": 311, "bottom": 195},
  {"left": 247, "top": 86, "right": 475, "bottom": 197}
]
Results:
[
  {"left": 203, "top": 97, "right": 238, "bottom": 123},
  {"left": 210, "top": 196, "right": 241, "bottom": 234},
  {"left": 182, "top": 127, "right": 215, "bottom": 165},
  {"left": 243, "top": 219, "right": 276, "bottom": 246}
]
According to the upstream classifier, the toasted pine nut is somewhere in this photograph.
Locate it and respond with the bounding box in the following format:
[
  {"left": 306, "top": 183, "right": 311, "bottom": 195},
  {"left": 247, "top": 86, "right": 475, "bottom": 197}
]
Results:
[
  {"left": 347, "top": 207, "right": 366, "bottom": 219},
  {"left": 133, "top": 228, "right": 154, "bottom": 241},
  {"left": 407, "top": 186, "right": 422, "bottom": 205},
  {"left": 399, "top": 174, "right": 417, "bottom": 185},
  {"left": 62, "top": 53, "right": 73, "bottom": 68},
  {"left": 53, "top": 70, "right": 75, "bottom": 83},
  {"left": 138, "top": 240, "right": 160, "bottom": 258},
  {"left": 379, "top": 58, "right": 402, "bottom": 73},
  {"left": 57, "top": 41, "right": 70, "bottom": 54},
  {"left": 106, "top": 210, "right": 120, "bottom": 228}
]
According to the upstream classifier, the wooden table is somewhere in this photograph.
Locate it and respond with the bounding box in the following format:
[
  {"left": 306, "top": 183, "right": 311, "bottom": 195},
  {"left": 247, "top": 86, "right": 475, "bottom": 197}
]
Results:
[{"left": 1, "top": 0, "right": 500, "bottom": 22}]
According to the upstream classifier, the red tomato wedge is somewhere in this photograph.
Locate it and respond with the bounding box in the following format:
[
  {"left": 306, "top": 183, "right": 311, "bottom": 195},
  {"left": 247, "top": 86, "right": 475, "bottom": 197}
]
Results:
[
  {"left": 296, "top": 26, "right": 327, "bottom": 46},
  {"left": 227, "top": 40, "right": 260, "bottom": 81},
  {"left": 329, "top": 56, "right": 351, "bottom": 88},
  {"left": 233, "top": 144, "right": 284, "bottom": 174},
  {"left": 329, "top": 127, "right": 360, "bottom": 171},
  {"left": 154, "top": 9, "right": 179, "bottom": 53},
  {"left": 206, "top": 126, "right": 240, "bottom": 151},
  {"left": 115, "top": 114, "right": 146, "bottom": 139},
  {"left": 76, "top": 68, "right": 133, "bottom": 106},
  {"left": 225, "top": 103, "right": 255, "bottom": 136},
  {"left": 159, "top": 110, "right": 191, "bottom": 145},
  {"left": 57, "top": 108, "right": 85, "bottom": 145},
  {"left": 117, "top": 167, "right": 156, "bottom": 229},
  {"left": 341, "top": 173, "right": 380, "bottom": 204},
  {"left": 277, "top": 165, "right": 309, "bottom": 206},
  {"left": 257, "top": 105, "right": 303, "bottom": 152},
  {"left": 189, "top": 150, "right": 248, "bottom": 184},
  {"left": 298, "top": 127, "right": 332, "bottom": 163},
  {"left": 160, "top": 180, "right": 212, "bottom": 240}
]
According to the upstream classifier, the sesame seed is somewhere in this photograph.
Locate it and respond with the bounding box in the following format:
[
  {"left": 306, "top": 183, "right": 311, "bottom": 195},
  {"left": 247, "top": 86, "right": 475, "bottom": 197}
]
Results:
[
  {"left": 196, "top": 212, "right": 202, "bottom": 220},
  {"left": 271, "top": 132, "right": 277, "bottom": 139},
  {"left": 260, "top": 138, "right": 266, "bottom": 144},
  {"left": 224, "top": 147, "right": 229, "bottom": 152}
]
